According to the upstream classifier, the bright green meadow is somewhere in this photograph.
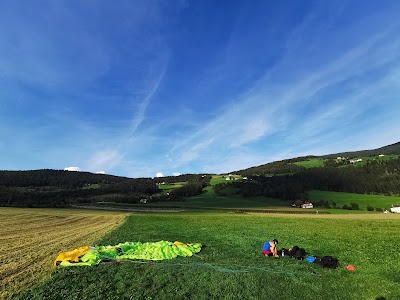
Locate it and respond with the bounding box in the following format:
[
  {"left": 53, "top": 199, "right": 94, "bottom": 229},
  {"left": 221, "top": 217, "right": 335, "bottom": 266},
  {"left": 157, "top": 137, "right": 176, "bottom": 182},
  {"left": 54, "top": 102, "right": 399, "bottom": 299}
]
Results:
[
  {"left": 308, "top": 190, "right": 400, "bottom": 210},
  {"left": 294, "top": 158, "right": 325, "bottom": 168},
  {"left": 20, "top": 212, "right": 400, "bottom": 300}
]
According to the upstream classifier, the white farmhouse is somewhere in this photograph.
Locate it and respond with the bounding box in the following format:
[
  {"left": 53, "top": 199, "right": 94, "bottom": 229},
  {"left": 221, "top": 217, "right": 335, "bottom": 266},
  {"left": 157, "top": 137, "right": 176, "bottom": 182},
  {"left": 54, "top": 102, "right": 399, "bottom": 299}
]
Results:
[
  {"left": 350, "top": 158, "right": 363, "bottom": 164},
  {"left": 301, "top": 202, "right": 314, "bottom": 209},
  {"left": 390, "top": 205, "right": 400, "bottom": 213}
]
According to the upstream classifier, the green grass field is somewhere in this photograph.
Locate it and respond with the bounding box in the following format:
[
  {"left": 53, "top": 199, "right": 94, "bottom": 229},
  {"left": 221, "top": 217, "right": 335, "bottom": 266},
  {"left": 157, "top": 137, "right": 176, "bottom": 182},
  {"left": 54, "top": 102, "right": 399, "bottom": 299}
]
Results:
[
  {"left": 89, "top": 175, "right": 400, "bottom": 215},
  {"left": 294, "top": 158, "right": 325, "bottom": 168},
  {"left": 149, "top": 176, "right": 285, "bottom": 209},
  {"left": 294, "top": 155, "right": 399, "bottom": 169},
  {"left": 308, "top": 190, "right": 400, "bottom": 210},
  {"left": 18, "top": 211, "right": 400, "bottom": 300},
  {"left": 210, "top": 175, "right": 231, "bottom": 185}
]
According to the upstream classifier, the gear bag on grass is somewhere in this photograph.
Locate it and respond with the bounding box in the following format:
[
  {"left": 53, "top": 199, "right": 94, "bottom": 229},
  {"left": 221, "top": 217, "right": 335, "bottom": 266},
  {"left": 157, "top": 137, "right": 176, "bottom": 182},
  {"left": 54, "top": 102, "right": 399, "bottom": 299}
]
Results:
[{"left": 314, "top": 256, "right": 339, "bottom": 269}]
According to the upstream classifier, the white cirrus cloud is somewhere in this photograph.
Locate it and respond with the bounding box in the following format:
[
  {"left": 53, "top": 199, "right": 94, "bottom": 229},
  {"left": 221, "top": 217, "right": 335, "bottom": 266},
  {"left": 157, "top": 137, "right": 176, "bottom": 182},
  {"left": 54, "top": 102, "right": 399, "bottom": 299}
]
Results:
[
  {"left": 155, "top": 172, "right": 164, "bottom": 178},
  {"left": 172, "top": 172, "right": 181, "bottom": 176},
  {"left": 95, "top": 171, "right": 105, "bottom": 174},
  {"left": 64, "top": 166, "right": 81, "bottom": 172},
  {"left": 88, "top": 150, "right": 122, "bottom": 171}
]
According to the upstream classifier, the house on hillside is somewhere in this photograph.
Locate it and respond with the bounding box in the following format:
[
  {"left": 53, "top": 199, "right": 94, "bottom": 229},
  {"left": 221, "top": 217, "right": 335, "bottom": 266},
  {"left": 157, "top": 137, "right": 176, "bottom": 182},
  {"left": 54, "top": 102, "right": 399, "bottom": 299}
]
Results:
[
  {"left": 390, "top": 205, "right": 400, "bottom": 213},
  {"left": 140, "top": 198, "right": 148, "bottom": 204},
  {"left": 291, "top": 200, "right": 313, "bottom": 208},
  {"left": 301, "top": 202, "right": 314, "bottom": 209},
  {"left": 379, "top": 154, "right": 386, "bottom": 157},
  {"left": 350, "top": 159, "right": 363, "bottom": 164}
]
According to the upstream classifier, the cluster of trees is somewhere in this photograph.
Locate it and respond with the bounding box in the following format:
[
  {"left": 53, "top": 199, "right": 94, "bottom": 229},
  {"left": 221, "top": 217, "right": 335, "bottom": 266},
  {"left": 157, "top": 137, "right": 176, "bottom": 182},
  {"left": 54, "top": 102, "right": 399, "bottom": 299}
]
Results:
[
  {"left": 154, "top": 174, "right": 211, "bottom": 184},
  {"left": 0, "top": 169, "right": 127, "bottom": 189},
  {"left": 225, "top": 177, "right": 307, "bottom": 200},
  {"left": 236, "top": 159, "right": 307, "bottom": 177},
  {"left": 102, "top": 178, "right": 159, "bottom": 194},
  {"left": 367, "top": 205, "right": 385, "bottom": 212},
  {"left": 0, "top": 170, "right": 158, "bottom": 207},
  {"left": 226, "top": 157, "right": 400, "bottom": 201},
  {"left": 313, "top": 199, "right": 361, "bottom": 210},
  {"left": 213, "top": 182, "right": 228, "bottom": 195},
  {"left": 153, "top": 176, "right": 212, "bottom": 202}
]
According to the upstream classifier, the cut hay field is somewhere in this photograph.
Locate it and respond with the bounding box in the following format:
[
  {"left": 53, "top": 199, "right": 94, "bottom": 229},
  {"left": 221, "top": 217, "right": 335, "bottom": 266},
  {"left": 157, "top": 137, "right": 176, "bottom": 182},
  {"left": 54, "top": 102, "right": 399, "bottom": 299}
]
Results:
[
  {"left": 16, "top": 211, "right": 400, "bottom": 300},
  {"left": 0, "top": 208, "right": 127, "bottom": 299}
]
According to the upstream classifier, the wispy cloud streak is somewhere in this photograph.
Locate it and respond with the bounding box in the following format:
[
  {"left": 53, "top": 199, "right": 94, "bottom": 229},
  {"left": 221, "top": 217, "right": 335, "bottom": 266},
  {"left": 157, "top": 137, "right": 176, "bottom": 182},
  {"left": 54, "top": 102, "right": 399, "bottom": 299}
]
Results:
[{"left": 167, "top": 26, "right": 400, "bottom": 173}]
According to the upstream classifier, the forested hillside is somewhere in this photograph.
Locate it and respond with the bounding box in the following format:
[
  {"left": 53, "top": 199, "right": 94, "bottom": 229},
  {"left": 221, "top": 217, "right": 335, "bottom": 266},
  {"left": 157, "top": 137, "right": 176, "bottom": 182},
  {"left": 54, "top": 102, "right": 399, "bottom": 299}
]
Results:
[
  {"left": 0, "top": 170, "right": 211, "bottom": 207},
  {"left": 226, "top": 157, "right": 400, "bottom": 200},
  {"left": 0, "top": 169, "right": 128, "bottom": 188},
  {"left": 323, "top": 141, "right": 400, "bottom": 159},
  {"left": 235, "top": 158, "right": 308, "bottom": 176},
  {"left": 235, "top": 142, "right": 400, "bottom": 176},
  {"left": 1, "top": 142, "right": 399, "bottom": 208}
]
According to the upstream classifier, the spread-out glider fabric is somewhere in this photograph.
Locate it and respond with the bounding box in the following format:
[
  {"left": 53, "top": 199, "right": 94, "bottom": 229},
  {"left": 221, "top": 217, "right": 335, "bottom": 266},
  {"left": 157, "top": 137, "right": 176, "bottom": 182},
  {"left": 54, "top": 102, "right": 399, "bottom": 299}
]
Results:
[{"left": 54, "top": 241, "right": 202, "bottom": 266}]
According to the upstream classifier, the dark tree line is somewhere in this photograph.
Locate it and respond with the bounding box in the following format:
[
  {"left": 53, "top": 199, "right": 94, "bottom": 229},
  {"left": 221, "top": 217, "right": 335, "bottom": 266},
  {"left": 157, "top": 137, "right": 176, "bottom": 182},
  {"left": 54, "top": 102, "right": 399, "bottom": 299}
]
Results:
[
  {"left": 0, "top": 170, "right": 160, "bottom": 207},
  {"left": 0, "top": 170, "right": 212, "bottom": 207},
  {"left": 225, "top": 157, "right": 400, "bottom": 200},
  {"left": 0, "top": 169, "right": 128, "bottom": 189},
  {"left": 154, "top": 174, "right": 212, "bottom": 184},
  {"left": 235, "top": 159, "right": 307, "bottom": 177}
]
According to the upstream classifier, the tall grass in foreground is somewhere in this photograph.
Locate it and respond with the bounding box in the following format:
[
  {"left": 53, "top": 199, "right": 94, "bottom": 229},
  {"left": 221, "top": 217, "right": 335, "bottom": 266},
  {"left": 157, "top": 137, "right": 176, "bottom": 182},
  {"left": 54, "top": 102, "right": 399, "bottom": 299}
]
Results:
[{"left": 20, "top": 212, "right": 400, "bottom": 300}]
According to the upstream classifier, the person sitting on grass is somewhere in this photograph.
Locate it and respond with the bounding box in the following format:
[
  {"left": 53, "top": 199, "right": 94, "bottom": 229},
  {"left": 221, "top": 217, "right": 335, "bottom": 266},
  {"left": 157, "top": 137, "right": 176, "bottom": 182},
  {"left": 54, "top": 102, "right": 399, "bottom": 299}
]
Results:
[{"left": 262, "top": 239, "right": 279, "bottom": 257}]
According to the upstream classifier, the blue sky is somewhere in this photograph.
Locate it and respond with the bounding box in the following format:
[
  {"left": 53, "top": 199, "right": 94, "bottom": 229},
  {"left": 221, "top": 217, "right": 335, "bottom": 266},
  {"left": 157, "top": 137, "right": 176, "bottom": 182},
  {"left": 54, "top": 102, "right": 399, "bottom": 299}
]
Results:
[{"left": 1, "top": 0, "right": 400, "bottom": 178}]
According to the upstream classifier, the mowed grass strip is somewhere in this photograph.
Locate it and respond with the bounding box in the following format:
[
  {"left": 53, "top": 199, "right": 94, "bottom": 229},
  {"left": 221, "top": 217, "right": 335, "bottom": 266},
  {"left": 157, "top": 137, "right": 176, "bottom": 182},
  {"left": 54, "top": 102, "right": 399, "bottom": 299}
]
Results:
[
  {"left": 21, "top": 212, "right": 400, "bottom": 300},
  {"left": 0, "top": 208, "right": 127, "bottom": 299}
]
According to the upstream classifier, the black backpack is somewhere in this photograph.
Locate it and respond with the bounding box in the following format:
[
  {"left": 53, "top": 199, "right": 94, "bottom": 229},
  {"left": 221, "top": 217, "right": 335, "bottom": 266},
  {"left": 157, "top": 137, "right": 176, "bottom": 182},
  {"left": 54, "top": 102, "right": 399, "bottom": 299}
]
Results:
[
  {"left": 314, "top": 256, "right": 339, "bottom": 269},
  {"left": 285, "top": 246, "right": 306, "bottom": 260}
]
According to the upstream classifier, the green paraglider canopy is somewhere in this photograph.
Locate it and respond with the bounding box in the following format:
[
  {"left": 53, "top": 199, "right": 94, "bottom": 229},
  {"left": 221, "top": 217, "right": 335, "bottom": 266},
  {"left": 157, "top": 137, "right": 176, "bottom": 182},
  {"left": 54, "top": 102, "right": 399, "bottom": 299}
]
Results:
[{"left": 54, "top": 241, "right": 202, "bottom": 267}]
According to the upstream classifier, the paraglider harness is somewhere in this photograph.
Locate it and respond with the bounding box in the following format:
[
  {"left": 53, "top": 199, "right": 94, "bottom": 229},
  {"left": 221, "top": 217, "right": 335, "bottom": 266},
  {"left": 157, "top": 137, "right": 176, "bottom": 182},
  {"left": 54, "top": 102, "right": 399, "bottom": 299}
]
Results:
[{"left": 278, "top": 246, "right": 339, "bottom": 269}]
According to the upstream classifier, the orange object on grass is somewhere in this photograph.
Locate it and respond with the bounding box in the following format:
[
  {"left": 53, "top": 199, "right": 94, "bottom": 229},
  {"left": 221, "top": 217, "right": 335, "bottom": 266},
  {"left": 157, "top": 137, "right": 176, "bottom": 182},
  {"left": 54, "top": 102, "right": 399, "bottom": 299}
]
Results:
[{"left": 54, "top": 246, "right": 92, "bottom": 266}]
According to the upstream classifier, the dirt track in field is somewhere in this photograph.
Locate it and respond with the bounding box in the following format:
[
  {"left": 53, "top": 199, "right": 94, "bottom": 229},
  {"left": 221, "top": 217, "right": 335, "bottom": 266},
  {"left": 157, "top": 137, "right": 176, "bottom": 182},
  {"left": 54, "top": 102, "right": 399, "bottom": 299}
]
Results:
[{"left": 0, "top": 208, "right": 127, "bottom": 299}]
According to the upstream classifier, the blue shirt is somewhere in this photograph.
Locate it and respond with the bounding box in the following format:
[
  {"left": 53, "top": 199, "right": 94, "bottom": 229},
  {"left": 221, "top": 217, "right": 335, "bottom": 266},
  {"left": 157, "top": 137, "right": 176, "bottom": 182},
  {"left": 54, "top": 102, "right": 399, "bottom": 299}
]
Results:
[{"left": 262, "top": 241, "right": 272, "bottom": 251}]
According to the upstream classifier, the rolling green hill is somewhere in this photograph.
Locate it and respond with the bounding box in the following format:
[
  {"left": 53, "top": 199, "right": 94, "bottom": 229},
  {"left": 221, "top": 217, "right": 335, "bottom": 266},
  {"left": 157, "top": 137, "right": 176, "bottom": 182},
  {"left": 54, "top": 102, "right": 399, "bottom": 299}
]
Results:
[
  {"left": 1, "top": 142, "right": 400, "bottom": 211},
  {"left": 323, "top": 141, "right": 400, "bottom": 159},
  {"left": 234, "top": 142, "right": 400, "bottom": 176}
]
